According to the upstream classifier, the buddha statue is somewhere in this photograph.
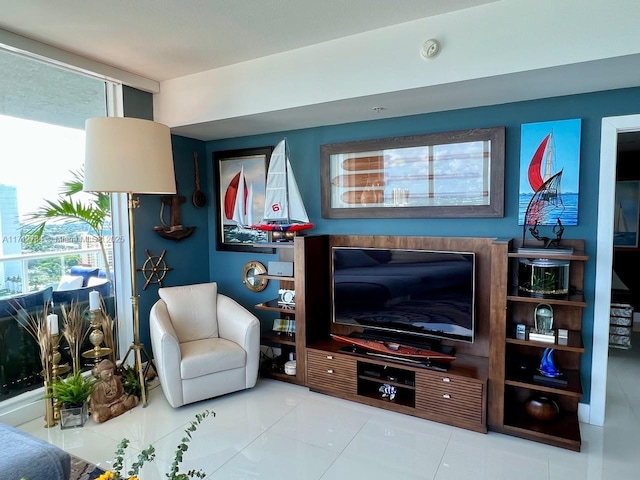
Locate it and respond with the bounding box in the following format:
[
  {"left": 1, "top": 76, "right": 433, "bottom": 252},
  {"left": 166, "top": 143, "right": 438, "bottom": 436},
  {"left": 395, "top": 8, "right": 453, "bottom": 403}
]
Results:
[{"left": 90, "top": 359, "right": 139, "bottom": 423}]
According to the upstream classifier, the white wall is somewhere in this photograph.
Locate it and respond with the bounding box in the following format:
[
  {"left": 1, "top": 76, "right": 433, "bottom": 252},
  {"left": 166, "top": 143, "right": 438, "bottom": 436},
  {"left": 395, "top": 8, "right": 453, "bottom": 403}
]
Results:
[{"left": 154, "top": 0, "right": 640, "bottom": 133}]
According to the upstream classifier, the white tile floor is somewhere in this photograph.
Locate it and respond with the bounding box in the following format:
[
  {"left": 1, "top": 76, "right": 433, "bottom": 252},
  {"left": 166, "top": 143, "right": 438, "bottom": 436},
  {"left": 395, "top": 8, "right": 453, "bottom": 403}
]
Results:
[{"left": 19, "top": 344, "right": 640, "bottom": 480}]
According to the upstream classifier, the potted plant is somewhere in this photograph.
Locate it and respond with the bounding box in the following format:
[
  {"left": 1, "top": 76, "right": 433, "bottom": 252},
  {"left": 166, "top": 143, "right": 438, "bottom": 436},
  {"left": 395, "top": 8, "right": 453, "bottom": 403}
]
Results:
[
  {"left": 22, "top": 168, "right": 113, "bottom": 282},
  {"left": 118, "top": 363, "right": 145, "bottom": 399},
  {"left": 49, "top": 371, "right": 101, "bottom": 429}
]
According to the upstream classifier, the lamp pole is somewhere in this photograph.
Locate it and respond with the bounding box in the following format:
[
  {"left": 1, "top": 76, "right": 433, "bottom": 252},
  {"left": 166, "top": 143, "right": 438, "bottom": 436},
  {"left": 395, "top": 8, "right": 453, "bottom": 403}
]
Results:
[{"left": 119, "top": 193, "right": 156, "bottom": 407}]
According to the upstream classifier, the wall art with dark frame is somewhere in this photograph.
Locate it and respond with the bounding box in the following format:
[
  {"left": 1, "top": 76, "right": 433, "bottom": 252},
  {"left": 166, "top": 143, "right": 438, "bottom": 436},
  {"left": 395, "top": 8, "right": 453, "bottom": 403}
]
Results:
[
  {"left": 214, "top": 145, "right": 274, "bottom": 252},
  {"left": 320, "top": 127, "right": 505, "bottom": 219},
  {"left": 614, "top": 179, "right": 640, "bottom": 248}
]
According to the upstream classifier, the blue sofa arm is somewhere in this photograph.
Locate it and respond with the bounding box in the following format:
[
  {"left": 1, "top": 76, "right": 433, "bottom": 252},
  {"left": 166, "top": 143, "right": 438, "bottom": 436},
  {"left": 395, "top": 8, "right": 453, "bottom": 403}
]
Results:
[{"left": 0, "top": 423, "right": 71, "bottom": 480}]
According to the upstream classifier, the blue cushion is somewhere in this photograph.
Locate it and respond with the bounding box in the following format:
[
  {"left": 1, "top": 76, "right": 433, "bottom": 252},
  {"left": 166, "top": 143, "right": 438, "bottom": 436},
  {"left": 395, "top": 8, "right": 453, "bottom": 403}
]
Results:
[
  {"left": 0, "top": 287, "right": 53, "bottom": 319},
  {"left": 52, "top": 281, "right": 111, "bottom": 305},
  {"left": 69, "top": 266, "right": 100, "bottom": 287}
]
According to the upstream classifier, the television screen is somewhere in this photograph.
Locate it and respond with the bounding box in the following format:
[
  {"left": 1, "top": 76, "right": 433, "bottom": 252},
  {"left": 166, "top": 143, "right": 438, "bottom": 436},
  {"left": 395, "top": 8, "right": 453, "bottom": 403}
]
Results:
[{"left": 331, "top": 247, "right": 475, "bottom": 344}]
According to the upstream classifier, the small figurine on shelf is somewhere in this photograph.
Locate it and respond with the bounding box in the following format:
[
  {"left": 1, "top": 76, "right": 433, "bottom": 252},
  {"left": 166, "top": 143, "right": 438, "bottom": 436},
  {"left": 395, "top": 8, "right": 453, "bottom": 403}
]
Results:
[
  {"left": 379, "top": 384, "right": 397, "bottom": 401},
  {"left": 538, "top": 348, "right": 561, "bottom": 378}
]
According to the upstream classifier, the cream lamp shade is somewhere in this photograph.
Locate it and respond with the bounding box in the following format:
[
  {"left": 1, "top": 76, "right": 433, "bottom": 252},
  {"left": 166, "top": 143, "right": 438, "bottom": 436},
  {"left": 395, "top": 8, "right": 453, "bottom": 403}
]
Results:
[{"left": 84, "top": 117, "right": 176, "bottom": 194}]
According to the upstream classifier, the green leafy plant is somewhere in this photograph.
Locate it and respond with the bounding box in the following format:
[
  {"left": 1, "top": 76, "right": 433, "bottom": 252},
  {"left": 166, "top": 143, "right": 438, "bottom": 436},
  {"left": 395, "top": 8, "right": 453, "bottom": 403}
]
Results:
[
  {"left": 118, "top": 364, "right": 144, "bottom": 398},
  {"left": 98, "top": 410, "right": 214, "bottom": 480},
  {"left": 22, "top": 168, "right": 112, "bottom": 281},
  {"left": 49, "top": 371, "right": 101, "bottom": 408}
]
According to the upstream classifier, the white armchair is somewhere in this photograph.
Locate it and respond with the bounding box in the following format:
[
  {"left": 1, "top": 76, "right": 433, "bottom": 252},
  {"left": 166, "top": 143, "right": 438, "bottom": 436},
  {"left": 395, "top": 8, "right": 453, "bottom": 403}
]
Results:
[{"left": 149, "top": 282, "right": 260, "bottom": 408}]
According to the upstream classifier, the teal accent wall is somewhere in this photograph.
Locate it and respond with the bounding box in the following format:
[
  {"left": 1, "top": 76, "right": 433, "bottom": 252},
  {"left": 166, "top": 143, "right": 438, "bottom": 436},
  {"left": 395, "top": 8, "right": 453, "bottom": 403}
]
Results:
[
  {"left": 123, "top": 87, "right": 209, "bottom": 353},
  {"left": 203, "top": 87, "right": 640, "bottom": 404}
]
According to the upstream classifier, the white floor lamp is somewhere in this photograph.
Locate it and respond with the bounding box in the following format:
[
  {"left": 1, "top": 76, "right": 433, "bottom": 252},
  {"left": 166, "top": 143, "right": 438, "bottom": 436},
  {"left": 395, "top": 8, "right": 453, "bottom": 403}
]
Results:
[{"left": 83, "top": 117, "right": 176, "bottom": 406}]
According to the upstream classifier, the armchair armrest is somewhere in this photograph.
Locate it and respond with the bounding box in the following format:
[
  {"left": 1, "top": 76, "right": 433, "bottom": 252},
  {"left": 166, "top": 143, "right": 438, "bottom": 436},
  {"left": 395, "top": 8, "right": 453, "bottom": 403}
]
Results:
[
  {"left": 149, "top": 299, "right": 184, "bottom": 407},
  {"left": 216, "top": 294, "right": 260, "bottom": 388}
]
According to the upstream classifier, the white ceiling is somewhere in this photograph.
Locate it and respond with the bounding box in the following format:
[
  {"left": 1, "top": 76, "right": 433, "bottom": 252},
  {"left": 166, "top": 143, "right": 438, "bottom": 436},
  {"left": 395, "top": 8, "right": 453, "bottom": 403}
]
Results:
[
  {"left": 2, "top": 0, "right": 640, "bottom": 142},
  {"left": 0, "top": 0, "right": 496, "bottom": 81}
]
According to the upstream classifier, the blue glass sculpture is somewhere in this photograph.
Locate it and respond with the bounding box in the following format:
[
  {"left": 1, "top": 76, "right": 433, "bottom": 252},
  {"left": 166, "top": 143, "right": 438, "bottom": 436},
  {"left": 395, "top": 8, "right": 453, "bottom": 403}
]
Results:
[{"left": 538, "top": 348, "right": 562, "bottom": 378}]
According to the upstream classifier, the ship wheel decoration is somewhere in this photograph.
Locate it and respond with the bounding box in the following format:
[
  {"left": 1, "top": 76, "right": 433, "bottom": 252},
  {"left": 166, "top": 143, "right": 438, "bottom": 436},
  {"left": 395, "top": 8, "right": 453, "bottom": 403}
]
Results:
[{"left": 137, "top": 249, "right": 173, "bottom": 290}]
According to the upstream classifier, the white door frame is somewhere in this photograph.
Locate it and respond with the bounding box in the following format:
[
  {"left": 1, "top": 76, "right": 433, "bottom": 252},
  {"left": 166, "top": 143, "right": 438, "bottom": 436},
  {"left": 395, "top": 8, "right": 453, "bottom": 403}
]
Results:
[{"left": 591, "top": 114, "right": 640, "bottom": 426}]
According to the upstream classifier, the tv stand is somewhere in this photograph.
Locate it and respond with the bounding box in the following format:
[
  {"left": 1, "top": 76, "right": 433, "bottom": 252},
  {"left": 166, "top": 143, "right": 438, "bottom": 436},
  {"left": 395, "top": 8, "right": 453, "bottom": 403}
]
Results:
[{"left": 308, "top": 340, "right": 487, "bottom": 433}]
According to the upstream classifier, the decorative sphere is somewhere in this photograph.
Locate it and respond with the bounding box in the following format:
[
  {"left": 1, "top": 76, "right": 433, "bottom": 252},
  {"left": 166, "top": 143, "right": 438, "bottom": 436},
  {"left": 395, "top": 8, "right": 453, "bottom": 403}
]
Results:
[
  {"left": 89, "top": 330, "right": 104, "bottom": 346},
  {"left": 525, "top": 396, "right": 560, "bottom": 421}
]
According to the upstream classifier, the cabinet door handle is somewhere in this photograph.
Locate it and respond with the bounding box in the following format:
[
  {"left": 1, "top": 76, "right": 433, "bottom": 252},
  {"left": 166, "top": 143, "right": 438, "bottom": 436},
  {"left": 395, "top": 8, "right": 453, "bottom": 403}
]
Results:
[
  {"left": 442, "top": 393, "right": 451, "bottom": 399},
  {"left": 326, "top": 355, "right": 334, "bottom": 360},
  {"left": 442, "top": 377, "right": 451, "bottom": 383},
  {"left": 327, "top": 369, "right": 334, "bottom": 374}
]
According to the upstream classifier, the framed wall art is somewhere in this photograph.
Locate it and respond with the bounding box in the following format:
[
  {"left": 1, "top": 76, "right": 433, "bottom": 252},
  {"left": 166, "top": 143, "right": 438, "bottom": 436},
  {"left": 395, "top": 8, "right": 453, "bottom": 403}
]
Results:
[
  {"left": 214, "top": 146, "right": 274, "bottom": 252},
  {"left": 320, "top": 127, "right": 505, "bottom": 219},
  {"left": 613, "top": 180, "right": 639, "bottom": 248},
  {"left": 518, "top": 118, "right": 582, "bottom": 226}
]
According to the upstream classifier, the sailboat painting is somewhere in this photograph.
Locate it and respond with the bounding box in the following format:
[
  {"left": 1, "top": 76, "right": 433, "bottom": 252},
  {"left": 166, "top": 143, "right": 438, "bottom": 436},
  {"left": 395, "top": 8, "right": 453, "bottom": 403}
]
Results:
[
  {"left": 518, "top": 119, "right": 581, "bottom": 226},
  {"left": 613, "top": 180, "right": 639, "bottom": 247},
  {"left": 250, "top": 138, "right": 313, "bottom": 233},
  {"left": 215, "top": 146, "right": 273, "bottom": 251}
]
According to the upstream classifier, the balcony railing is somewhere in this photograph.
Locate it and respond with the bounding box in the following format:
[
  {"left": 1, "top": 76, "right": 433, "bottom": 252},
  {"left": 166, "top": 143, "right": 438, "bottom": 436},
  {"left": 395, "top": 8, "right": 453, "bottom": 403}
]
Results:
[
  {"left": 0, "top": 247, "right": 108, "bottom": 298},
  {"left": 0, "top": 247, "right": 115, "bottom": 403}
]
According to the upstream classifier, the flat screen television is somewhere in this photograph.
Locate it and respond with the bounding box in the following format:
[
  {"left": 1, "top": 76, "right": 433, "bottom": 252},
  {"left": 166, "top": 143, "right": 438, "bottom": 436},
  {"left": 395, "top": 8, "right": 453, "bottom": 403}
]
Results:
[{"left": 331, "top": 247, "right": 476, "bottom": 345}]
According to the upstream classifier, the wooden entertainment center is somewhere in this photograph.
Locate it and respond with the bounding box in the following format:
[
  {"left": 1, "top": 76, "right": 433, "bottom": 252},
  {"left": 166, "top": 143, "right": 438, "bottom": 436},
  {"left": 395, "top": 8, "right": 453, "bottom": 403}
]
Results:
[{"left": 256, "top": 234, "right": 586, "bottom": 449}]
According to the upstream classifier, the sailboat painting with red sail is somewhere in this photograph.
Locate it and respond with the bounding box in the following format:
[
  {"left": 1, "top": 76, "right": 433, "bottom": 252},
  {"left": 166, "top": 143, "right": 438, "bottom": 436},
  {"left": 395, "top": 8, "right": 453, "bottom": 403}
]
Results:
[
  {"left": 216, "top": 148, "right": 271, "bottom": 249},
  {"left": 518, "top": 119, "right": 581, "bottom": 226}
]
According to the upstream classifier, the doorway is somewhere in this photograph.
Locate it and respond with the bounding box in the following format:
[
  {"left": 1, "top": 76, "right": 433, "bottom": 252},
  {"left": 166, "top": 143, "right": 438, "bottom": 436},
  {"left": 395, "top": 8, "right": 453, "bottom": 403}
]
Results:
[{"left": 592, "top": 114, "right": 640, "bottom": 426}]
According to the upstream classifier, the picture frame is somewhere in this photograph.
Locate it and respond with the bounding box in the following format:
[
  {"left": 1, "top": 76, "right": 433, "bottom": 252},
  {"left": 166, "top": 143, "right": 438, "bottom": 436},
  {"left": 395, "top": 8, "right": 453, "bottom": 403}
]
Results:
[
  {"left": 214, "top": 146, "right": 274, "bottom": 252},
  {"left": 320, "top": 127, "right": 505, "bottom": 219},
  {"left": 613, "top": 180, "right": 640, "bottom": 248},
  {"left": 518, "top": 118, "right": 582, "bottom": 226}
]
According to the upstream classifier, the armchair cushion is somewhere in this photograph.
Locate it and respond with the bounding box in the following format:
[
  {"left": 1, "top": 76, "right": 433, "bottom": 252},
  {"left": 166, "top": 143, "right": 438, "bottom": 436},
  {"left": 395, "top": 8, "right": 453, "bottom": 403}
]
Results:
[
  {"left": 180, "top": 337, "right": 246, "bottom": 379},
  {"left": 56, "top": 274, "right": 84, "bottom": 291},
  {"left": 159, "top": 283, "right": 218, "bottom": 342},
  {"left": 69, "top": 265, "right": 100, "bottom": 286}
]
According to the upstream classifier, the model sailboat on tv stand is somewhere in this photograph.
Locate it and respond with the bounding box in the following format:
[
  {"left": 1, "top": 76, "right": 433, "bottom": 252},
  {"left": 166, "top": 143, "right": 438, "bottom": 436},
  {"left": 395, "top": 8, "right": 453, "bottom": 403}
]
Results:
[{"left": 250, "top": 138, "right": 313, "bottom": 239}]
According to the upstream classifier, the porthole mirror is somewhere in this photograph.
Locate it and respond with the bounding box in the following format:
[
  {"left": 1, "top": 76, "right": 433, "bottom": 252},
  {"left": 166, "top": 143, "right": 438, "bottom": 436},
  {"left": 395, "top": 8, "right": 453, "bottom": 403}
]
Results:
[{"left": 242, "top": 260, "right": 268, "bottom": 292}]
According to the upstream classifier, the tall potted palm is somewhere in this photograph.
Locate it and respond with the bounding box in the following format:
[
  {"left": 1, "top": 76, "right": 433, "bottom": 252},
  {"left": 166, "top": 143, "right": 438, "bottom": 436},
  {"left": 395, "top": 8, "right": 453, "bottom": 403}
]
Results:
[{"left": 23, "top": 169, "right": 112, "bottom": 282}]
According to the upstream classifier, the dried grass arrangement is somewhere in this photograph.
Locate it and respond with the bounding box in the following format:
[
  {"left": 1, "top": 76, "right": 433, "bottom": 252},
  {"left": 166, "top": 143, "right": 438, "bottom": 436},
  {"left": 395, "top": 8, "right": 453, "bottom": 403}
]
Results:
[
  {"left": 12, "top": 303, "right": 53, "bottom": 383},
  {"left": 12, "top": 303, "right": 57, "bottom": 426},
  {"left": 61, "top": 301, "right": 89, "bottom": 374},
  {"left": 98, "top": 297, "right": 116, "bottom": 365}
]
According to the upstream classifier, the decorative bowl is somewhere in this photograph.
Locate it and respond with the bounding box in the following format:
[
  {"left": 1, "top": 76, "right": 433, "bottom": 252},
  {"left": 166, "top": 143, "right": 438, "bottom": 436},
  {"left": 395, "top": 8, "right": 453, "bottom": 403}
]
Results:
[
  {"left": 525, "top": 396, "right": 560, "bottom": 421},
  {"left": 386, "top": 343, "right": 400, "bottom": 351}
]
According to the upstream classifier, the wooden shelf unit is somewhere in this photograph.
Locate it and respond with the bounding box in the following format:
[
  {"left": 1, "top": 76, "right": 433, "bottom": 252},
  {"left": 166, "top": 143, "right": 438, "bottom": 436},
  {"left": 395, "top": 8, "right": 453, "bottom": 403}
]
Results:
[
  {"left": 489, "top": 238, "right": 588, "bottom": 451},
  {"left": 304, "top": 235, "right": 496, "bottom": 434},
  {"left": 256, "top": 235, "right": 329, "bottom": 386}
]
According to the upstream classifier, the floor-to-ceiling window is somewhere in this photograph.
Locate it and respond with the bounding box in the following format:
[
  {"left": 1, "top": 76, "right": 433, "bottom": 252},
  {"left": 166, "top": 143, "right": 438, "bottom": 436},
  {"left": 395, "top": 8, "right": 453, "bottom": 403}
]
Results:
[{"left": 0, "top": 48, "right": 115, "bottom": 402}]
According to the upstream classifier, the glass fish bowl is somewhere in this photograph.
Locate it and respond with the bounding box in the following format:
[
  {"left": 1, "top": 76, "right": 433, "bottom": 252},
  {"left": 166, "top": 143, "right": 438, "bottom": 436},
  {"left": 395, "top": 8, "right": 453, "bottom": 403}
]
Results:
[{"left": 518, "top": 258, "right": 570, "bottom": 298}]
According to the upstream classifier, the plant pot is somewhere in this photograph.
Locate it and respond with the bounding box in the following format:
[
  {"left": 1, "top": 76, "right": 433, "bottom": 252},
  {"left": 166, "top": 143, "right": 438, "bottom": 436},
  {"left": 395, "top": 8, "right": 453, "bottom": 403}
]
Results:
[{"left": 60, "top": 402, "right": 88, "bottom": 429}]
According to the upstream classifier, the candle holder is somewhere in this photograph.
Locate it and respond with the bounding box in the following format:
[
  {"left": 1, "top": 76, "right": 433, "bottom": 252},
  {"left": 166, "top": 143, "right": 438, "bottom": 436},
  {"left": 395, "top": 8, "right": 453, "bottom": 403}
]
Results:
[
  {"left": 43, "top": 379, "right": 56, "bottom": 428},
  {"left": 82, "top": 309, "right": 112, "bottom": 375},
  {"left": 50, "top": 333, "right": 70, "bottom": 421}
]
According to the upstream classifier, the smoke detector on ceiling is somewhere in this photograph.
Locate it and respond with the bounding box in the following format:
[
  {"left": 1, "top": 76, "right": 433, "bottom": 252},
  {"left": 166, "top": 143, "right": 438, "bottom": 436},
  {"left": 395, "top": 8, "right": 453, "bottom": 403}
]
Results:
[{"left": 420, "top": 39, "right": 441, "bottom": 59}]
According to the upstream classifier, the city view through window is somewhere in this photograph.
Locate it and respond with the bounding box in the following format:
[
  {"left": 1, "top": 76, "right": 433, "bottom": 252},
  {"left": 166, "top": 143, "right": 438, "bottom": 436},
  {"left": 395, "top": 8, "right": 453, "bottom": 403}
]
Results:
[
  {"left": 0, "top": 49, "right": 112, "bottom": 401},
  {"left": 0, "top": 115, "right": 113, "bottom": 296}
]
